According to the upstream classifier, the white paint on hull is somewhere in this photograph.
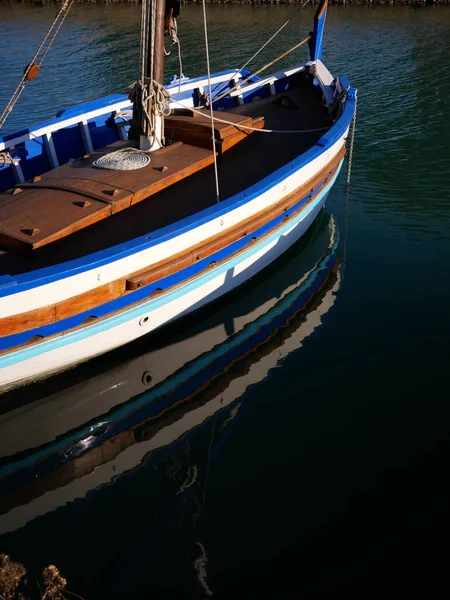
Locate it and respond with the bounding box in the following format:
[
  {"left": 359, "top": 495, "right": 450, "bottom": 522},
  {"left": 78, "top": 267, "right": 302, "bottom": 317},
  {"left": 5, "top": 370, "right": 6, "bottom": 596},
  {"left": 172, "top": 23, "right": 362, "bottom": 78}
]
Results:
[
  {"left": 0, "top": 179, "right": 334, "bottom": 390},
  {"left": 0, "top": 218, "right": 335, "bottom": 456}
]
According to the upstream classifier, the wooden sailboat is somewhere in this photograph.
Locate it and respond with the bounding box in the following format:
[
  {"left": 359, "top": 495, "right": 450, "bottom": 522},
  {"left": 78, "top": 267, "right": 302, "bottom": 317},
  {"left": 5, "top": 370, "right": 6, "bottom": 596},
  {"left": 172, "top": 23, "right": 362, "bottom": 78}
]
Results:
[{"left": 0, "top": 0, "right": 356, "bottom": 391}]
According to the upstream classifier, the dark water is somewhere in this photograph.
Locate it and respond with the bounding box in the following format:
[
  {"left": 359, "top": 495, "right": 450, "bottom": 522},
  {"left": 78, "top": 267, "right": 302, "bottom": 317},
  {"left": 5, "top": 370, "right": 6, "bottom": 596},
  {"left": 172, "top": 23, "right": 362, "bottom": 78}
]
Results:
[{"left": 1, "top": 3, "right": 450, "bottom": 598}]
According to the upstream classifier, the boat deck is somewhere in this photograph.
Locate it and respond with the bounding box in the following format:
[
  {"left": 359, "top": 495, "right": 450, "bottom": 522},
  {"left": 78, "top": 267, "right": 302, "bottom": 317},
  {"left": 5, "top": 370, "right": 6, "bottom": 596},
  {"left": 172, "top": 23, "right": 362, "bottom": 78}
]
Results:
[
  {"left": 0, "top": 79, "right": 331, "bottom": 276},
  {"left": 0, "top": 142, "right": 216, "bottom": 253}
]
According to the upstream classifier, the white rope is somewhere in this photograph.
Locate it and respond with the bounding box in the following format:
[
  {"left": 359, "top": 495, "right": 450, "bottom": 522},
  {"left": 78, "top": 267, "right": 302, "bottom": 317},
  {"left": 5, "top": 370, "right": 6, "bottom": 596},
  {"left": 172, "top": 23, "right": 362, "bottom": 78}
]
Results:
[
  {"left": 169, "top": 97, "right": 331, "bottom": 135},
  {"left": 202, "top": 0, "right": 220, "bottom": 204},
  {"left": 93, "top": 147, "right": 151, "bottom": 171},
  {"left": 177, "top": 32, "right": 183, "bottom": 96},
  {"left": 211, "top": 0, "right": 311, "bottom": 104},
  {"left": 139, "top": 0, "right": 147, "bottom": 82},
  {"left": 163, "top": 17, "right": 184, "bottom": 96}
]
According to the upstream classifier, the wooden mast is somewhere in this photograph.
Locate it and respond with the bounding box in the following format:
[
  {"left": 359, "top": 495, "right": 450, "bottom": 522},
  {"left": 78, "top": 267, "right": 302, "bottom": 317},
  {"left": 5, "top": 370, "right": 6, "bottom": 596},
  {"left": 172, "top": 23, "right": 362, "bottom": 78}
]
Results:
[
  {"left": 130, "top": 0, "right": 166, "bottom": 151},
  {"left": 153, "top": 0, "right": 165, "bottom": 87}
]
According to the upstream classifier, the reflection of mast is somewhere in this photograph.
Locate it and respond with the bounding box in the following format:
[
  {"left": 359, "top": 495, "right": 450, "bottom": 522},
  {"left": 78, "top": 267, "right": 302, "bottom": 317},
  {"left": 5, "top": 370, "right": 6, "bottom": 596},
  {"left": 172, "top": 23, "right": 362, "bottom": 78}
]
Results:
[{"left": 164, "top": 421, "right": 218, "bottom": 598}]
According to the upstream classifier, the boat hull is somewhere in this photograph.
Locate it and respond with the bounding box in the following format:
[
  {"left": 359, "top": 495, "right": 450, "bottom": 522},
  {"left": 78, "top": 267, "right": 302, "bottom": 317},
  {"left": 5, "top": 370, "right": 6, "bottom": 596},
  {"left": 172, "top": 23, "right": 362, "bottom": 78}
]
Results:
[
  {"left": 0, "top": 43, "right": 356, "bottom": 392},
  {"left": 0, "top": 164, "right": 341, "bottom": 391}
]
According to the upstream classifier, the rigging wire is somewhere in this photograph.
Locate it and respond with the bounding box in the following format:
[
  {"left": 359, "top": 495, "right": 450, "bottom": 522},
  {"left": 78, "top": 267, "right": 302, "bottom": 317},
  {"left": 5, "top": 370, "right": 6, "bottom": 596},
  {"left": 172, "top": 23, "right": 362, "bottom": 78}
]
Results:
[
  {"left": 169, "top": 98, "right": 332, "bottom": 135},
  {"left": 210, "top": 0, "right": 311, "bottom": 104},
  {"left": 210, "top": 34, "right": 311, "bottom": 107},
  {"left": 202, "top": 0, "right": 220, "bottom": 204},
  {"left": 0, "top": 0, "right": 75, "bottom": 130}
]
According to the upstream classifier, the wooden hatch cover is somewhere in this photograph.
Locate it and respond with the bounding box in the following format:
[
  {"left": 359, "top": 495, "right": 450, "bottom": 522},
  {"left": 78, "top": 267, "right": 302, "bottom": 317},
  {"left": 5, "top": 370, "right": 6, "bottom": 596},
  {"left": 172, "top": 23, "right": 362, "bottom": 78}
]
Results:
[
  {"left": 165, "top": 110, "right": 265, "bottom": 154},
  {"left": 0, "top": 141, "right": 215, "bottom": 252}
]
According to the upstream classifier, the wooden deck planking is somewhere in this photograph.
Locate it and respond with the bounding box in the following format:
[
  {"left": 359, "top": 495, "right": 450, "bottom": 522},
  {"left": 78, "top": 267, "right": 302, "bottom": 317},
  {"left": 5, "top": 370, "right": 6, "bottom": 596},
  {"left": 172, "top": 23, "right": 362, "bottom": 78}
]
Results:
[
  {"left": 0, "top": 141, "right": 215, "bottom": 252},
  {"left": 0, "top": 189, "right": 112, "bottom": 252},
  {"left": 0, "top": 84, "right": 332, "bottom": 271},
  {"left": 18, "top": 178, "right": 134, "bottom": 210}
]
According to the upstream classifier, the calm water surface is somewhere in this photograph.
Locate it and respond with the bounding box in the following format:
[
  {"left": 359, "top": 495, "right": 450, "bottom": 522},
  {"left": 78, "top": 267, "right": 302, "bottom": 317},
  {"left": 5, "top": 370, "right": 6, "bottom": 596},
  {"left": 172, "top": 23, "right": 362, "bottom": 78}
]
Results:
[{"left": 1, "top": 3, "right": 450, "bottom": 598}]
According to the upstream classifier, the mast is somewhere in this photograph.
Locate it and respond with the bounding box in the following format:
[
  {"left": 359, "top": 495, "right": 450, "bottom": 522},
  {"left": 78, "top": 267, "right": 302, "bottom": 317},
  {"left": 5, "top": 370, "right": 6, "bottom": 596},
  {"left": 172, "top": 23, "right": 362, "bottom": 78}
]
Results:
[
  {"left": 309, "top": 0, "right": 328, "bottom": 62},
  {"left": 130, "top": 0, "right": 166, "bottom": 151}
]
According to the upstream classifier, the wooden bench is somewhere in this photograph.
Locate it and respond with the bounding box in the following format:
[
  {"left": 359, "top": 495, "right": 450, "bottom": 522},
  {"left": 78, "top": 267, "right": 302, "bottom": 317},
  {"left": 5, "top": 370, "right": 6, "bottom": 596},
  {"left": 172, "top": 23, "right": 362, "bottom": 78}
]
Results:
[{"left": 165, "top": 111, "right": 265, "bottom": 156}]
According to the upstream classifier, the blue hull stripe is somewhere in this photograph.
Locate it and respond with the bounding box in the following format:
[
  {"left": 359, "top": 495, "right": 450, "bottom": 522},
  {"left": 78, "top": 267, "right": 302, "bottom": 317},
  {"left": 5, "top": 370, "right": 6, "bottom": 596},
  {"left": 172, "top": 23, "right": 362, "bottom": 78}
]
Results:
[{"left": 0, "top": 166, "right": 342, "bottom": 369}]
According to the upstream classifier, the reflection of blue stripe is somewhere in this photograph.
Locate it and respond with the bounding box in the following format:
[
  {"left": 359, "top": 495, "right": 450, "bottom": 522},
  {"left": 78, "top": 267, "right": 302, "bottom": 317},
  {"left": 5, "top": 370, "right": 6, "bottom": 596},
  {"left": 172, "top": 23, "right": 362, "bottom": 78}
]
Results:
[
  {"left": 0, "top": 166, "right": 341, "bottom": 368},
  {"left": 0, "top": 171, "right": 333, "bottom": 351},
  {"left": 0, "top": 225, "right": 339, "bottom": 490}
]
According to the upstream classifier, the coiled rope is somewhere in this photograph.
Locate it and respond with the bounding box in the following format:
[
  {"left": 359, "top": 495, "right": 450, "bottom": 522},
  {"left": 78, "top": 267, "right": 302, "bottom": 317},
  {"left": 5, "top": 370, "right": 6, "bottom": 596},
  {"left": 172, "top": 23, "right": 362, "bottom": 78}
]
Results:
[
  {"left": 93, "top": 147, "right": 151, "bottom": 171},
  {"left": 0, "top": 0, "right": 75, "bottom": 130}
]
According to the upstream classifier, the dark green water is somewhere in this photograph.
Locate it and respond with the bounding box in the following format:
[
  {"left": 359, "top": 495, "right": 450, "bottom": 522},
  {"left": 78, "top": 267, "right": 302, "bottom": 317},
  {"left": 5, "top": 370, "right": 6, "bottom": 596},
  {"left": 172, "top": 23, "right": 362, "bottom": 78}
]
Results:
[{"left": 1, "top": 3, "right": 450, "bottom": 598}]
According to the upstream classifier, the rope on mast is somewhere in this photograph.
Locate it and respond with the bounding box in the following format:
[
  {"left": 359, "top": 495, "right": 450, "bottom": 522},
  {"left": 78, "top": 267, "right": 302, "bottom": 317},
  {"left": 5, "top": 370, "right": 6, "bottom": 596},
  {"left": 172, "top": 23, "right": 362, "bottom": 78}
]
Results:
[
  {"left": 164, "top": 17, "right": 184, "bottom": 96},
  {"left": 0, "top": 0, "right": 75, "bottom": 130}
]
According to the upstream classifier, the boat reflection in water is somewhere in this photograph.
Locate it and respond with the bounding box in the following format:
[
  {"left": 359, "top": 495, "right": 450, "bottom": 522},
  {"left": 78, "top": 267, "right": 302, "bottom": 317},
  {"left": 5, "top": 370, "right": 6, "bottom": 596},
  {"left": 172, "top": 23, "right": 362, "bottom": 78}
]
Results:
[{"left": 0, "top": 210, "right": 341, "bottom": 598}]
